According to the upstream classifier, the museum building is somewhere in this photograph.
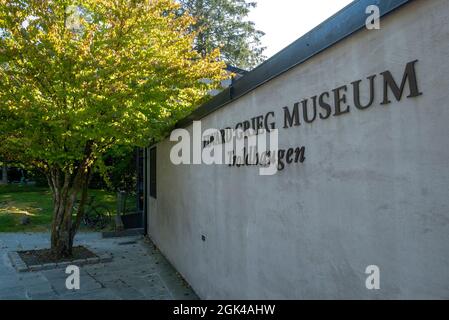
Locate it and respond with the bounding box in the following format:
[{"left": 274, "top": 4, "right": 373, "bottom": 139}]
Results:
[{"left": 143, "top": 0, "right": 449, "bottom": 299}]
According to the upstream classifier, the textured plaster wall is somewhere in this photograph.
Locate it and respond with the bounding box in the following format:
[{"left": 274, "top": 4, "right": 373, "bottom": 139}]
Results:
[{"left": 147, "top": 0, "right": 449, "bottom": 299}]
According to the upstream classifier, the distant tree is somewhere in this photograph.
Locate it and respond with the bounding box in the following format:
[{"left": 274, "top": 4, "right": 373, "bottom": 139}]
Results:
[
  {"left": 89, "top": 145, "right": 137, "bottom": 194},
  {"left": 0, "top": 138, "right": 19, "bottom": 184},
  {"left": 0, "top": 162, "right": 7, "bottom": 184},
  {"left": 180, "top": 0, "right": 266, "bottom": 70},
  {"left": 0, "top": 0, "right": 226, "bottom": 258}
]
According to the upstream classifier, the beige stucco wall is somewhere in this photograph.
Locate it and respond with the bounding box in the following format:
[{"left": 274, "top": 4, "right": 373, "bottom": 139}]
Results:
[{"left": 147, "top": 0, "right": 449, "bottom": 299}]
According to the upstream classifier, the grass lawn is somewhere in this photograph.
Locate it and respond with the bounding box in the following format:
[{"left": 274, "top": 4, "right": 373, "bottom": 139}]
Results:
[{"left": 0, "top": 184, "right": 135, "bottom": 232}]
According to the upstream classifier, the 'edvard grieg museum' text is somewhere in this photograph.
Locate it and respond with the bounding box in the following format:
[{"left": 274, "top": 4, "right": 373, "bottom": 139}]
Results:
[{"left": 143, "top": 0, "right": 449, "bottom": 299}]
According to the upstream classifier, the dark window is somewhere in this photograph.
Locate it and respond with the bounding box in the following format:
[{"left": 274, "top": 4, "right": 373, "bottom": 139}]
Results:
[
  {"left": 136, "top": 148, "right": 144, "bottom": 211},
  {"left": 149, "top": 147, "right": 157, "bottom": 198}
]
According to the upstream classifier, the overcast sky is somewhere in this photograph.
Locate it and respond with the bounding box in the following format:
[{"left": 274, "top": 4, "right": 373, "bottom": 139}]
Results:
[{"left": 249, "top": 0, "right": 354, "bottom": 59}]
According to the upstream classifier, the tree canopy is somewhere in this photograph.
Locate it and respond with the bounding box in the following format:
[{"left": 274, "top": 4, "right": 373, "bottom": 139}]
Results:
[
  {"left": 180, "top": 0, "right": 266, "bottom": 70},
  {"left": 0, "top": 0, "right": 226, "bottom": 171},
  {"left": 0, "top": 0, "right": 227, "bottom": 257}
]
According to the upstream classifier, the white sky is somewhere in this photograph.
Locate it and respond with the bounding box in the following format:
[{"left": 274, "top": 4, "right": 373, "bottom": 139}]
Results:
[{"left": 249, "top": 0, "right": 354, "bottom": 59}]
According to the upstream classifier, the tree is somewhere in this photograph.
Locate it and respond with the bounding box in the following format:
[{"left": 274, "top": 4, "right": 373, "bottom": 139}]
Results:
[
  {"left": 179, "top": 0, "right": 266, "bottom": 70},
  {"left": 0, "top": 0, "right": 226, "bottom": 258},
  {"left": 0, "top": 162, "right": 7, "bottom": 184}
]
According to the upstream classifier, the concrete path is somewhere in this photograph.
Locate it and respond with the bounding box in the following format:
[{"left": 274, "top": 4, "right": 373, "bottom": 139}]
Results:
[{"left": 0, "top": 233, "right": 198, "bottom": 300}]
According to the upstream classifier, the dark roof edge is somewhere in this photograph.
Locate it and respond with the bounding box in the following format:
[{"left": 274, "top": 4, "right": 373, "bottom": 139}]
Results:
[
  {"left": 225, "top": 65, "right": 248, "bottom": 75},
  {"left": 176, "top": 0, "right": 413, "bottom": 129}
]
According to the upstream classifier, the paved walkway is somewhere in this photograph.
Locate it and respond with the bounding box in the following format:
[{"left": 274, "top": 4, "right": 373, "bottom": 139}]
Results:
[{"left": 0, "top": 233, "right": 198, "bottom": 300}]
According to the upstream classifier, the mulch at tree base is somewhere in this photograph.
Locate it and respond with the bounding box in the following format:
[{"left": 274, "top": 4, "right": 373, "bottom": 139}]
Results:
[{"left": 18, "top": 246, "right": 97, "bottom": 266}]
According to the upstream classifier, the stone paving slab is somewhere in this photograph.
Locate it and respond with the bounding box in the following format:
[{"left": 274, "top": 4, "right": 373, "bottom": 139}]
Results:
[
  {"left": 0, "top": 232, "right": 198, "bottom": 300},
  {"left": 110, "top": 286, "right": 147, "bottom": 300},
  {"left": 58, "top": 288, "right": 121, "bottom": 300}
]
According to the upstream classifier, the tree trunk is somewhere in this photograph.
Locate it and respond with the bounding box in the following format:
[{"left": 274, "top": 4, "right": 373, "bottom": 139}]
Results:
[
  {"left": 46, "top": 141, "right": 94, "bottom": 259},
  {"left": 48, "top": 166, "right": 91, "bottom": 258},
  {"left": 1, "top": 164, "right": 7, "bottom": 184},
  {"left": 47, "top": 143, "right": 94, "bottom": 259}
]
